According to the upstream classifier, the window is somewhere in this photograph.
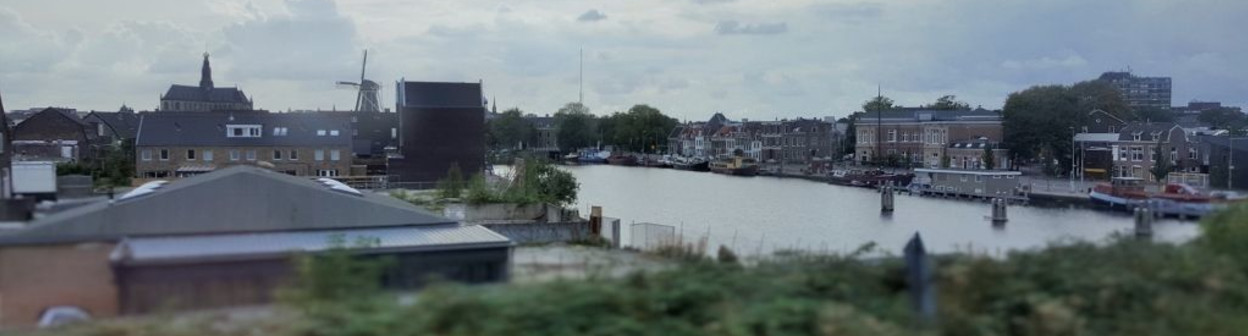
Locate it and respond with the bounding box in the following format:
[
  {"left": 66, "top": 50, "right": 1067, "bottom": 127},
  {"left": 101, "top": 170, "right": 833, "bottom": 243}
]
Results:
[
  {"left": 141, "top": 150, "right": 152, "bottom": 161},
  {"left": 1132, "top": 133, "right": 1141, "bottom": 141},
  {"left": 330, "top": 130, "right": 340, "bottom": 136},
  {"left": 227, "top": 125, "right": 263, "bottom": 138},
  {"left": 315, "top": 150, "right": 325, "bottom": 161},
  {"left": 230, "top": 150, "right": 240, "bottom": 161},
  {"left": 1131, "top": 147, "right": 1145, "bottom": 161},
  {"left": 273, "top": 127, "right": 288, "bottom": 136},
  {"left": 273, "top": 150, "right": 283, "bottom": 160},
  {"left": 1189, "top": 148, "right": 1197, "bottom": 160},
  {"left": 317, "top": 130, "right": 327, "bottom": 136},
  {"left": 975, "top": 175, "right": 983, "bottom": 182},
  {"left": 204, "top": 150, "right": 213, "bottom": 161},
  {"left": 186, "top": 149, "right": 196, "bottom": 160},
  {"left": 888, "top": 130, "right": 897, "bottom": 142},
  {"left": 160, "top": 149, "right": 169, "bottom": 161},
  {"left": 353, "top": 129, "right": 358, "bottom": 136},
  {"left": 960, "top": 175, "right": 968, "bottom": 182},
  {"left": 317, "top": 169, "right": 339, "bottom": 177},
  {"left": 246, "top": 150, "right": 256, "bottom": 161},
  {"left": 391, "top": 128, "right": 397, "bottom": 139},
  {"left": 290, "top": 150, "right": 299, "bottom": 160}
]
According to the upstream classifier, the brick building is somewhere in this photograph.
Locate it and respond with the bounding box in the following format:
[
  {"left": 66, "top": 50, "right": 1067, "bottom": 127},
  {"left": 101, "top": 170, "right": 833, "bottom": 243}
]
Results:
[
  {"left": 854, "top": 108, "right": 1003, "bottom": 167},
  {"left": 134, "top": 111, "right": 353, "bottom": 179},
  {"left": 11, "top": 108, "right": 99, "bottom": 163},
  {"left": 1109, "top": 122, "right": 1197, "bottom": 181}
]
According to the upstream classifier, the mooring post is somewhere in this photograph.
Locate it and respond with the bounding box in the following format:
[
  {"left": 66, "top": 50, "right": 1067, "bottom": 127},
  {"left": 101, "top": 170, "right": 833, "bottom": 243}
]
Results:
[
  {"left": 904, "top": 232, "right": 936, "bottom": 324},
  {"left": 881, "top": 184, "right": 895, "bottom": 213},
  {"left": 1134, "top": 206, "right": 1153, "bottom": 238}
]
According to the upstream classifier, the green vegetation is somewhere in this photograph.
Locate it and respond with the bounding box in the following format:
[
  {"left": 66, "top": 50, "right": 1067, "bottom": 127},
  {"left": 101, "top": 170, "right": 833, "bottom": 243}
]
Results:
[
  {"left": 1002, "top": 80, "right": 1129, "bottom": 174},
  {"left": 1151, "top": 139, "right": 1172, "bottom": 182},
  {"left": 487, "top": 108, "right": 538, "bottom": 150},
  {"left": 925, "top": 95, "right": 971, "bottom": 111},
  {"left": 437, "top": 163, "right": 465, "bottom": 200},
  {"left": 1198, "top": 107, "right": 1247, "bottom": 135},
  {"left": 39, "top": 205, "right": 1248, "bottom": 336},
  {"left": 53, "top": 140, "right": 135, "bottom": 188},
  {"left": 597, "top": 104, "right": 680, "bottom": 153},
  {"left": 554, "top": 102, "right": 598, "bottom": 152},
  {"left": 981, "top": 144, "right": 995, "bottom": 170}
]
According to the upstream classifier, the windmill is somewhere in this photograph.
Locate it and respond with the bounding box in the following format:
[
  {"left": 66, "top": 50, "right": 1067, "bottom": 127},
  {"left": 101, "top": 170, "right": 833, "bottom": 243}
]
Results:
[{"left": 336, "top": 50, "right": 381, "bottom": 112}]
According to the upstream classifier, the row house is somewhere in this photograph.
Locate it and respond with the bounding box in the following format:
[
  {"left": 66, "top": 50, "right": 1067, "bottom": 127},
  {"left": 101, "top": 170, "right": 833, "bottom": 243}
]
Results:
[
  {"left": 1108, "top": 122, "right": 1198, "bottom": 182},
  {"left": 135, "top": 111, "right": 354, "bottom": 179},
  {"left": 11, "top": 108, "right": 102, "bottom": 163},
  {"left": 855, "top": 108, "right": 1003, "bottom": 168}
]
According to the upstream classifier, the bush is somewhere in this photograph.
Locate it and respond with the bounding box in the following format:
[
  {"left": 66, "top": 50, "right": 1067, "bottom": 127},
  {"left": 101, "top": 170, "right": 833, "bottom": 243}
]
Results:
[{"left": 437, "top": 163, "right": 465, "bottom": 200}]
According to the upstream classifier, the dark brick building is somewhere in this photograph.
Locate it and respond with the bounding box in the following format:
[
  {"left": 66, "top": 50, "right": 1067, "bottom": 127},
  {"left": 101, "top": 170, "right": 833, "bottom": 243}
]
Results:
[
  {"left": 11, "top": 108, "right": 98, "bottom": 163},
  {"left": 388, "top": 81, "right": 486, "bottom": 183}
]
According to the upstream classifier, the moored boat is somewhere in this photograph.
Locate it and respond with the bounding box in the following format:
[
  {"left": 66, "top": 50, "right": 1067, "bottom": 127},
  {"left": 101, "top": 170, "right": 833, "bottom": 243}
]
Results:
[
  {"left": 828, "top": 169, "right": 914, "bottom": 188},
  {"left": 709, "top": 157, "right": 759, "bottom": 176},
  {"left": 606, "top": 154, "right": 638, "bottom": 166},
  {"left": 672, "top": 158, "right": 711, "bottom": 172},
  {"left": 1089, "top": 177, "right": 1239, "bottom": 218}
]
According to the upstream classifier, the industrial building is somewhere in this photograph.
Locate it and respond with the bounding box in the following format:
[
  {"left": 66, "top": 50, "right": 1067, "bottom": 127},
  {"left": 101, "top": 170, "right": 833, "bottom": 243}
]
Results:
[{"left": 388, "top": 81, "right": 486, "bottom": 183}]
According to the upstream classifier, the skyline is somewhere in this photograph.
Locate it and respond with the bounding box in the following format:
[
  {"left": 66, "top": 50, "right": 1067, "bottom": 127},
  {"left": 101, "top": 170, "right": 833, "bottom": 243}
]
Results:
[{"left": 1, "top": 0, "right": 1246, "bottom": 121}]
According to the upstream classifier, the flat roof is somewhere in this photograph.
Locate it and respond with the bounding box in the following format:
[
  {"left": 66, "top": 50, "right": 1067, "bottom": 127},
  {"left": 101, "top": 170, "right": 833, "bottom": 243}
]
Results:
[
  {"left": 113, "top": 225, "right": 511, "bottom": 266},
  {"left": 914, "top": 168, "right": 1022, "bottom": 176}
]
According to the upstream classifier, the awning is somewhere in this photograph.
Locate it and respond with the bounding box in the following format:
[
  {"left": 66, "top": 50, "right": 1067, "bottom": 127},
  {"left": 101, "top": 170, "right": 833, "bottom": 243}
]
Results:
[{"left": 175, "top": 164, "right": 217, "bottom": 173}]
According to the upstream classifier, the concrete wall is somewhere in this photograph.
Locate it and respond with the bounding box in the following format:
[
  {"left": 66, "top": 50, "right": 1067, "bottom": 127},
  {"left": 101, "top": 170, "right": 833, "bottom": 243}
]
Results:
[
  {"left": 0, "top": 242, "right": 118, "bottom": 328},
  {"left": 444, "top": 203, "right": 565, "bottom": 222}
]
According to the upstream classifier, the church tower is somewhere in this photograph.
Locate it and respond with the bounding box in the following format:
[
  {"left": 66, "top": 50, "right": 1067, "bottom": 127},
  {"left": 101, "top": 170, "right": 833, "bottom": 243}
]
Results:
[{"left": 199, "top": 53, "right": 214, "bottom": 90}]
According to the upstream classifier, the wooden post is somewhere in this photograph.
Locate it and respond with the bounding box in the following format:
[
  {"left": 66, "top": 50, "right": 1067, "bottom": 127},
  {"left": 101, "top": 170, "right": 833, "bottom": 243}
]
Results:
[{"left": 590, "top": 206, "right": 603, "bottom": 237}]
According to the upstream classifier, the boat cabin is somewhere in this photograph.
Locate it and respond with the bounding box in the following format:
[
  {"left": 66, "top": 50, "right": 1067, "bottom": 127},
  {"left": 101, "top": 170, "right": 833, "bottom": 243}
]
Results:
[{"left": 914, "top": 168, "right": 1023, "bottom": 200}]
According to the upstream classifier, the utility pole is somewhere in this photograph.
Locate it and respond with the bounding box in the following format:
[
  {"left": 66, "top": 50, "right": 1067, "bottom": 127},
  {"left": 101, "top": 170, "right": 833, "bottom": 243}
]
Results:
[
  {"left": 1231, "top": 139, "right": 1238, "bottom": 190},
  {"left": 579, "top": 47, "right": 584, "bottom": 106},
  {"left": 876, "top": 85, "right": 882, "bottom": 171},
  {"left": 1070, "top": 127, "right": 1075, "bottom": 191}
]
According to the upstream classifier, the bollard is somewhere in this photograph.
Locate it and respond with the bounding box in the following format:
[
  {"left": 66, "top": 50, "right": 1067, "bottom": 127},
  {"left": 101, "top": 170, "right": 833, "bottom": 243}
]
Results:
[
  {"left": 1134, "top": 206, "right": 1153, "bottom": 238},
  {"left": 990, "top": 198, "right": 1008, "bottom": 224},
  {"left": 590, "top": 206, "right": 603, "bottom": 237},
  {"left": 881, "top": 185, "right": 895, "bottom": 213}
]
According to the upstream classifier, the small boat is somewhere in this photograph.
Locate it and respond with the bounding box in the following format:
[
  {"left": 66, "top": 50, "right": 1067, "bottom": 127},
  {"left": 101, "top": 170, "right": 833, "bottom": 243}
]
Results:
[
  {"left": 828, "top": 169, "right": 914, "bottom": 188},
  {"left": 672, "top": 158, "right": 711, "bottom": 172},
  {"left": 578, "top": 150, "right": 609, "bottom": 164},
  {"left": 1089, "top": 177, "right": 1240, "bottom": 218},
  {"left": 606, "top": 154, "right": 638, "bottom": 166},
  {"left": 710, "top": 157, "right": 759, "bottom": 176},
  {"left": 561, "top": 153, "right": 580, "bottom": 165}
]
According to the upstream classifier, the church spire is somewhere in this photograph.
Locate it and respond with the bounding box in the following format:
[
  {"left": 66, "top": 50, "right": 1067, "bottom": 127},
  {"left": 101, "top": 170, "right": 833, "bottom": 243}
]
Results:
[{"left": 199, "top": 52, "right": 214, "bottom": 90}]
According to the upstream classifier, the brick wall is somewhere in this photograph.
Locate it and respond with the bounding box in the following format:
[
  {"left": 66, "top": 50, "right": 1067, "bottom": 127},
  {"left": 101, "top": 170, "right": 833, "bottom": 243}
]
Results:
[
  {"left": 0, "top": 242, "right": 118, "bottom": 328},
  {"left": 135, "top": 145, "right": 353, "bottom": 178}
]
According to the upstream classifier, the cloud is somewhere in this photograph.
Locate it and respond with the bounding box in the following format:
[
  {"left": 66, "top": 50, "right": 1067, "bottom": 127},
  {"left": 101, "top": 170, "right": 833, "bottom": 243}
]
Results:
[
  {"left": 577, "top": 9, "right": 607, "bottom": 22},
  {"left": 692, "top": 0, "right": 735, "bottom": 4},
  {"left": 714, "top": 20, "right": 788, "bottom": 35},
  {"left": 219, "top": 0, "right": 359, "bottom": 82},
  {"left": 1000, "top": 55, "right": 1088, "bottom": 70},
  {"left": 811, "top": 3, "right": 883, "bottom": 22}
]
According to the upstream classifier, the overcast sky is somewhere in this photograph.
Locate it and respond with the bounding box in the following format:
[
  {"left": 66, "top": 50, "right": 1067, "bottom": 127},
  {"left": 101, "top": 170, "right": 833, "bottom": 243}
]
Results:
[{"left": 1, "top": 0, "right": 1245, "bottom": 121}]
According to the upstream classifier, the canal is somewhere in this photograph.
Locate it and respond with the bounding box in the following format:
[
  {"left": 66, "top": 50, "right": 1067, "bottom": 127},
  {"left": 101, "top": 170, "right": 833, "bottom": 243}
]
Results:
[{"left": 562, "top": 165, "right": 1201, "bottom": 256}]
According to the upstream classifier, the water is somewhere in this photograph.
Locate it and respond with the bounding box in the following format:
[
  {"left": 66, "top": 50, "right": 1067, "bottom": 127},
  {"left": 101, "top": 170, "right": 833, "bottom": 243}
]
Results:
[{"left": 561, "top": 165, "right": 1201, "bottom": 256}]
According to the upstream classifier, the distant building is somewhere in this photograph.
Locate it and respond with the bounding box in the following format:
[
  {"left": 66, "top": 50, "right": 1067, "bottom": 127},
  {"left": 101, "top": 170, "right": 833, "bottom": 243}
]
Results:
[
  {"left": 0, "top": 92, "right": 12, "bottom": 198},
  {"left": 1098, "top": 71, "right": 1171, "bottom": 111},
  {"left": 134, "top": 111, "right": 353, "bottom": 179},
  {"left": 945, "top": 138, "right": 1010, "bottom": 170},
  {"left": 854, "top": 108, "right": 1003, "bottom": 168},
  {"left": 11, "top": 108, "right": 99, "bottom": 163},
  {"left": 1108, "top": 122, "right": 1197, "bottom": 181},
  {"left": 523, "top": 115, "right": 559, "bottom": 154},
  {"left": 388, "top": 81, "right": 486, "bottom": 183},
  {"left": 0, "top": 166, "right": 512, "bottom": 327},
  {"left": 82, "top": 106, "right": 141, "bottom": 144},
  {"left": 159, "top": 54, "right": 253, "bottom": 112},
  {"left": 1172, "top": 101, "right": 1237, "bottom": 115},
  {"left": 1196, "top": 135, "right": 1248, "bottom": 190}
]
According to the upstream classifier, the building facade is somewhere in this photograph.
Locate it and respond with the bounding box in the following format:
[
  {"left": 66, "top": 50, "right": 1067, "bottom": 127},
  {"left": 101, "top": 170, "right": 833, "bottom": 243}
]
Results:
[
  {"left": 11, "top": 108, "right": 99, "bottom": 163},
  {"left": 134, "top": 112, "right": 353, "bottom": 179},
  {"left": 159, "top": 54, "right": 253, "bottom": 112},
  {"left": 854, "top": 109, "right": 1003, "bottom": 168},
  {"left": 388, "top": 81, "right": 486, "bottom": 183},
  {"left": 1098, "top": 71, "right": 1172, "bottom": 111},
  {"left": 1109, "top": 123, "right": 1198, "bottom": 181}
]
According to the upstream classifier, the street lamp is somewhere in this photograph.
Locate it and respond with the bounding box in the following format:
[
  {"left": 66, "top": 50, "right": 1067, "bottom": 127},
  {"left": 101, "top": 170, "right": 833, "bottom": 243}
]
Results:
[{"left": 1069, "top": 127, "right": 1076, "bottom": 191}]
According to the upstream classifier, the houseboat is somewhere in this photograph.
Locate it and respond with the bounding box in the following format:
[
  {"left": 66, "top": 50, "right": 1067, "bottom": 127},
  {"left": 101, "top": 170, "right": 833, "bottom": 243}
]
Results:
[
  {"left": 828, "top": 169, "right": 915, "bottom": 189},
  {"left": 577, "top": 150, "right": 610, "bottom": 164},
  {"left": 672, "top": 157, "right": 711, "bottom": 172},
  {"left": 606, "top": 154, "right": 638, "bottom": 166},
  {"left": 911, "top": 168, "right": 1026, "bottom": 201},
  {"left": 710, "top": 157, "right": 759, "bottom": 176},
  {"left": 1089, "top": 177, "right": 1238, "bottom": 218}
]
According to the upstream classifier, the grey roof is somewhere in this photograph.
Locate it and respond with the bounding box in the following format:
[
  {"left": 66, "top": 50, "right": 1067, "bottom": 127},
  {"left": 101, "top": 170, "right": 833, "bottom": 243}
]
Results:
[
  {"left": 0, "top": 165, "right": 457, "bottom": 246},
  {"left": 398, "top": 81, "right": 484, "bottom": 108},
  {"left": 136, "top": 111, "right": 352, "bottom": 147},
  {"left": 162, "top": 85, "right": 250, "bottom": 104},
  {"left": 84, "top": 112, "right": 141, "bottom": 139},
  {"left": 114, "top": 225, "right": 510, "bottom": 265},
  {"left": 1118, "top": 122, "right": 1182, "bottom": 141},
  {"left": 855, "top": 108, "right": 1001, "bottom": 124}
]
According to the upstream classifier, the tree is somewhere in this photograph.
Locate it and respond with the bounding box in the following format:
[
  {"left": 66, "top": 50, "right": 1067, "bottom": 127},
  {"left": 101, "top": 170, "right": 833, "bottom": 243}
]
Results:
[
  {"left": 487, "top": 108, "right": 537, "bottom": 150},
  {"left": 1002, "top": 80, "right": 1129, "bottom": 176},
  {"left": 927, "top": 95, "right": 971, "bottom": 110},
  {"left": 596, "top": 104, "right": 679, "bottom": 153},
  {"left": 841, "top": 114, "right": 860, "bottom": 157},
  {"left": 553, "top": 102, "right": 598, "bottom": 152},
  {"left": 981, "top": 144, "right": 996, "bottom": 170},
  {"left": 862, "top": 96, "right": 894, "bottom": 113},
  {"left": 1134, "top": 107, "right": 1175, "bottom": 123},
  {"left": 1198, "top": 107, "right": 1246, "bottom": 131},
  {"left": 1150, "top": 140, "right": 1172, "bottom": 182},
  {"left": 940, "top": 154, "right": 951, "bottom": 168}
]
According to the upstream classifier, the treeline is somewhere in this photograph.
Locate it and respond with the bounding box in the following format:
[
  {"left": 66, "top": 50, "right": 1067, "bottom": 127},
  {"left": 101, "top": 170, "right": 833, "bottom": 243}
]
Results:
[{"left": 487, "top": 102, "right": 680, "bottom": 153}]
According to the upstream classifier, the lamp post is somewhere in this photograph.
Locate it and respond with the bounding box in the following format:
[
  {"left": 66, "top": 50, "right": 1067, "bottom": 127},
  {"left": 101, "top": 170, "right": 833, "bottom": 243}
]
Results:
[
  {"left": 1230, "top": 138, "right": 1241, "bottom": 190},
  {"left": 1069, "top": 127, "right": 1076, "bottom": 191}
]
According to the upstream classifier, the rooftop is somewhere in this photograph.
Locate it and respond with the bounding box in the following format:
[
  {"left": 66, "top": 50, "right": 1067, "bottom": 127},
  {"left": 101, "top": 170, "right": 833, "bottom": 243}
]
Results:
[{"left": 135, "top": 111, "right": 352, "bottom": 147}]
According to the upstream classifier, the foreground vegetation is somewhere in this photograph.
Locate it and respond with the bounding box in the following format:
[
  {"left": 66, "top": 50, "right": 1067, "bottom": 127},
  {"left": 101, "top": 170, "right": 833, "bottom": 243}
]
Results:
[{"left": 37, "top": 205, "right": 1248, "bottom": 336}]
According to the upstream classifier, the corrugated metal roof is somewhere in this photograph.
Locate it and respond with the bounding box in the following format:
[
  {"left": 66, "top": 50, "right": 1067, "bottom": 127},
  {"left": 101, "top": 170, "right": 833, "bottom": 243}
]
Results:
[{"left": 114, "top": 225, "right": 510, "bottom": 264}]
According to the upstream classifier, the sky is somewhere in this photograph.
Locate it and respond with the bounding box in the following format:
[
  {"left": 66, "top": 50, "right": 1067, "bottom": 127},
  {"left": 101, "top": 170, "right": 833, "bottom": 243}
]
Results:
[{"left": 1, "top": 0, "right": 1245, "bottom": 122}]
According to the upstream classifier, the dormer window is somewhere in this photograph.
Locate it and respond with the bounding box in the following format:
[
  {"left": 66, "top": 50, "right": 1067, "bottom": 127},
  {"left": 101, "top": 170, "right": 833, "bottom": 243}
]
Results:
[
  {"left": 1132, "top": 132, "right": 1141, "bottom": 141},
  {"left": 273, "top": 127, "right": 288, "bottom": 136},
  {"left": 330, "top": 130, "right": 340, "bottom": 136},
  {"left": 317, "top": 130, "right": 327, "bottom": 136},
  {"left": 227, "top": 125, "right": 262, "bottom": 138}
]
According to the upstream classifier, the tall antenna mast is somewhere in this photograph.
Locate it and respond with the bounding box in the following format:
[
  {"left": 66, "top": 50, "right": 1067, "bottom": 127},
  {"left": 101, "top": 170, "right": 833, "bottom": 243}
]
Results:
[
  {"left": 579, "top": 48, "right": 584, "bottom": 105},
  {"left": 876, "top": 85, "right": 883, "bottom": 170}
]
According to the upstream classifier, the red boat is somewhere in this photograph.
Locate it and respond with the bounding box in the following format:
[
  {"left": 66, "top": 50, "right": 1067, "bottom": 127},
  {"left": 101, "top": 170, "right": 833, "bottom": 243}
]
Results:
[{"left": 1089, "top": 177, "right": 1238, "bottom": 218}]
